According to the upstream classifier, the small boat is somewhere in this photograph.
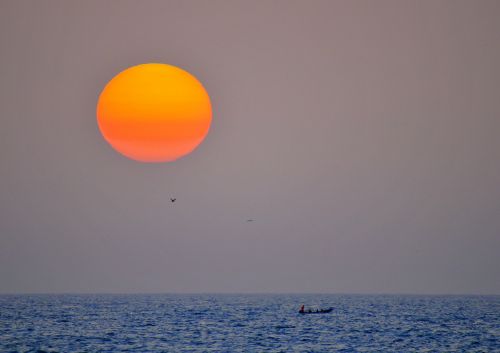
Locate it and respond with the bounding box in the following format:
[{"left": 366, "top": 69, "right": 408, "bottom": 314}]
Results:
[{"left": 299, "top": 306, "right": 333, "bottom": 314}]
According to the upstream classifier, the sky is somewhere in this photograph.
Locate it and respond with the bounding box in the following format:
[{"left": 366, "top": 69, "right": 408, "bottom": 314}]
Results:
[{"left": 0, "top": 0, "right": 499, "bottom": 294}]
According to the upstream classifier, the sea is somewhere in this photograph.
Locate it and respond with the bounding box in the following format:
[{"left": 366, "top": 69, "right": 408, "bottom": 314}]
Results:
[{"left": 0, "top": 294, "right": 498, "bottom": 352}]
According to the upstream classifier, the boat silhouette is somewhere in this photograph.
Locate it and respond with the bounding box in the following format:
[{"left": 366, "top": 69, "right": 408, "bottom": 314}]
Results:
[{"left": 299, "top": 307, "right": 333, "bottom": 314}]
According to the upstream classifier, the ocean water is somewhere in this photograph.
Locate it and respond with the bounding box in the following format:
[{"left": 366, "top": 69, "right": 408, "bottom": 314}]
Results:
[{"left": 0, "top": 294, "right": 498, "bottom": 352}]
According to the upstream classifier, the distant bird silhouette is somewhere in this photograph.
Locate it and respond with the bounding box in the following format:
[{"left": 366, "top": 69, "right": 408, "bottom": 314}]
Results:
[
  {"left": 246, "top": 219, "right": 254, "bottom": 222},
  {"left": 170, "top": 198, "right": 176, "bottom": 203}
]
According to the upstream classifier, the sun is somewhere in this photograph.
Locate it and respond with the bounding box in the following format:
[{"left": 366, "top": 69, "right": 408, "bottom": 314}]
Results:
[{"left": 96, "top": 63, "right": 212, "bottom": 162}]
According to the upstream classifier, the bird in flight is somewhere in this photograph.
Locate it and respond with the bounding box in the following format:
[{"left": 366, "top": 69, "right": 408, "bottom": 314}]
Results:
[
  {"left": 246, "top": 219, "right": 254, "bottom": 222},
  {"left": 170, "top": 198, "right": 176, "bottom": 203}
]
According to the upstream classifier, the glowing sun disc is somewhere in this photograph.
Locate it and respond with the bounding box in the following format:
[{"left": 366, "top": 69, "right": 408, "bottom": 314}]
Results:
[{"left": 96, "top": 63, "right": 212, "bottom": 162}]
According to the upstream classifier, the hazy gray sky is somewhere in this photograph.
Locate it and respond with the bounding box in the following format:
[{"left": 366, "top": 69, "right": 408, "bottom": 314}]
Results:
[{"left": 1, "top": 0, "right": 499, "bottom": 294}]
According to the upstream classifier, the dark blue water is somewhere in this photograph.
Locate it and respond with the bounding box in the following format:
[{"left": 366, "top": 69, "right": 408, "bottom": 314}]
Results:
[{"left": 0, "top": 294, "right": 498, "bottom": 352}]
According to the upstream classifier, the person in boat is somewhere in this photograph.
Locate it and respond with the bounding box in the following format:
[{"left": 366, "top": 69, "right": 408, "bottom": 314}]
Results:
[{"left": 299, "top": 304, "right": 305, "bottom": 313}]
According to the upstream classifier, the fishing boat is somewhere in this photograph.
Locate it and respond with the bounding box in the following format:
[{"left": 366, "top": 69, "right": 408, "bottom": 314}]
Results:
[{"left": 298, "top": 305, "right": 333, "bottom": 314}]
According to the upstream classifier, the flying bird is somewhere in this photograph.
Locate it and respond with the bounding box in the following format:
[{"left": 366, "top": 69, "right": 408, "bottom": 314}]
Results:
[
  {"left": 170, "top": 198, "right": 176, "bottom": 203},
  {"left": 246, "top": 219, "right": 254, "bottom": 222}
]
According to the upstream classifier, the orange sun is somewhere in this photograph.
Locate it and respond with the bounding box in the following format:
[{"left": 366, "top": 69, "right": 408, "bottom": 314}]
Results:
[{"left": 96, "top": 63, "right": 212, "bottom": 162}]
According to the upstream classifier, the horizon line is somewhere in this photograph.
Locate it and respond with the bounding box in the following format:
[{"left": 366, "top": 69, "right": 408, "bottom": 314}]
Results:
[{"left": 1, "top": 291, "right": 499, "bottom": 296}]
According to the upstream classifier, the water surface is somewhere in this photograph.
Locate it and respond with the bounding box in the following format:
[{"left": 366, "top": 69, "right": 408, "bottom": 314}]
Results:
[{"left": 1, "top": 294, "right": 498, "bottom": 352}]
